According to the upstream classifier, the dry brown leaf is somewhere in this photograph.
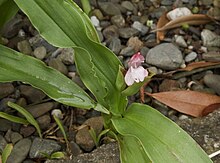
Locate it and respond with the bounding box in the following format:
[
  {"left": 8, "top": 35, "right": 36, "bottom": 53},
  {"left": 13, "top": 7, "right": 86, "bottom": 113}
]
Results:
[
  {"left": 146, "top": 90, "right": 220, "bottom": 117},
  {"left": 154, "top": 14, "right": 212, "bottom": 32},
  {"left": 156, "top": 12, "right": 170, "bottom": 43}
]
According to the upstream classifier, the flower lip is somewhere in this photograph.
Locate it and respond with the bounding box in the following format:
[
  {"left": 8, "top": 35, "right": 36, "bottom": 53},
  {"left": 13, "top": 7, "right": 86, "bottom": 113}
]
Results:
[{"left": 128, "top": 52, "right": 145, "bottom": 68}]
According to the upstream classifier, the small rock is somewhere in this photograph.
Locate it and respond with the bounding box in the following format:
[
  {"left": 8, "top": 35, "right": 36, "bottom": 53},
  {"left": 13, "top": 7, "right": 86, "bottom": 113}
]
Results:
[
  {"left": 119, "top": 27, "right": 139, "bottom": 39},
  {"left": 201, "top": 29, "right": 220, "bottom": 47},
  {"left": 120, "top": 46, "right": 135, "bottom": 57},
  {"left": 69, "top": 141, "right": 82, "bottom": 156},
  {"left": 174, "top": 35, "right": 187, "bottom": 48},
  {"left": 121, "top": 1, "right": 134, "bottom": 11},
  {"left": 127, "top": 36, "right": 143, "bottom": 51},
  {"left": 161, "top": 0, "right": 175, "bottom": 5},
  {"left": 48, "top": 58, "right": 68, "bottom": 75},
  {"left": 36, "top": 114, "right": 51, "bottom": 130},
  {"left": 26, "top": 102, "right": 55, "bottom": 118},
  {"left": 167, "top": 7, "right": 192, "bottom": 20},
  {"left": 146, "top": 43, "right": 183, "bottom": 70},
  {"left": 131, "top": 21, "right": 149, "bottom": 35},
  {"left": 0, "top": 135, "right": 7, "bottom": 152},
  {"left": 204, "top": 74, "right": 220, "bottom": 95},
  {"left": 19, "top": 85, "right": 46, "bottom": 103},
  {"left": 0, "top": 83, "right": 14, "bottom": 99},
  {"left": 29, "top": 138, "right": 61, "bottom": 158},
  {"left": 76, "top": 116, "right": 104, "bottom": 151},
  {"left": 11, "top": 132, "right": 23, "bottom": 144},
  {"left": 0, "top": 119, "right": 12, "bottom": 132},
  {"left": 159, "top": 79, "right": 181, "bottom": 92},
  {"left": 98, "top": 2, "right": 121, "bottom": 16},
  {"left": 111, "top": 15, "right": 126, "bottom": 28},
  {"left": 17, "top": 40, "right": 32, "bottom": 55},
  {"left": 33, "top": 46, "right": 47, "bottom": 60},
  {"left": 202, "top": 51, "right": 220, "bottom": 62},
  {"left": 57, "top": 48, "right": 74, "bottom": 65},
  {"left": 7, "top": 138, "right": 32, "bottom": 163},
  {"left": 102, "top": 25, "right": 119, "bottom": 40},
  {"left": 90, "top": 16, "right": 100, "bottom": 27},
  {"left": 185, "top": 52, "right": 197, "bottom": 62},
  {"left": 20, "top": 126, "right": 36, "bottom": 137},
  {"left": 109, "top": 37, "right": 121, "bottom": 55},
  {"left": 91, "top": 9, "right": 104, "bottom": 20}
]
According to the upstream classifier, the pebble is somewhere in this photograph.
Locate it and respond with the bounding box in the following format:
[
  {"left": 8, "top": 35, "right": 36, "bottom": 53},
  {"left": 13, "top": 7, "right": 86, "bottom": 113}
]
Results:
[
  {"left": 33, "top": 46, "right": 47, "bottom": 60},
  {"left": 0, "top": 119, "right": 12, "bottom": 132},
  {"left": 204, "top": 74, "right": 220, "bottom": 95},
  {"left": 109, "top": 37, "right": 121, "bottom": 55},
  {"left": 121, "top": 1, "right": 135, "bottom": 11},
  {"left": 202, "top": 51, "right": 220, "bottom": 62},
  {"left": 48, "top": 58, "right": 68, "bottom": 75},
  {"left": 57, "top": 48, "right": 74, "bottom": 65},
  {"left": 146, "top": 43, "right": 183, "bottom": 70},
  {"left": 26, "top": 102, "right": 55, "bottom": 118},
  {"left": 17, "top": 40, "right": 32, "bottom": 55},
  {"left": 36, "top": 114, "right": 51, "bottom": 130},
  {"left": 120, "top": 46, "right": 135, "bottom": 57},
  {"left": 29, "top": 138, "right": 61, "bottom": 158},
  {"left": 185, "top": 51, "right": 197, "bottom": 62},
  {"left": 201, "top": 29, "right": 220, "bottom": 47},
  {"left": 127, "top": 36, "right": 143, "bottom": 52},
  {"left": 7, "top": 138, "right": 32, "bottom": 163},
  {"left": 174, "top": 35, "right": 187, "bottom": 48},
  {"left": 75, "top": 116, "right": 104, "bottom": 151},
  {"left": 11, "top": 132, "right": 23, "bottom": 144},
  {"left": 69, "top": 141, "right": 82, "bottom": 156},
  {"left": 0, "top": 83, "right": 14, "bottom": 99},
  {"left": 91, "top": 9, "right": 104, "bottom": 20},
  {"left": 98, "top": 2, "right": 121, "bottom": 16},
  {"left": 159, "top": 79, "right": 181, "bottom": 92},
  {"left": 131, "top": 21, "right": 149, "bottom": 35},
  {"left": 20, "top": 126, "right": 36, "bottom": 137},
  {"left": 90, "top": 16, "right": 100, "bottom": 27},
  {"left": 102, "top": 25, "right": 119, "bottom": 40},
  {"left": 0, "top": 135, "right": 7, "bottom": 152},
  {"left": 118, "top": 27, "right": 139, "bottom": 39},
  {"left": 19, "top": 85, "right": 46, "bottom": 103},
  {"left": 166, "top": 7, "right": 192, "bottom": 20},
  {"left": 111, "top": 15, "right": 126, "bottom": 28}
]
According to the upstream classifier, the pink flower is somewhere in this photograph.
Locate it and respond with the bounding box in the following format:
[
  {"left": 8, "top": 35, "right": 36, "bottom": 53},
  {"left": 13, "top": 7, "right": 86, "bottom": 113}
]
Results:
[{"left": 125, "top": 52, "right": 148, "bottom": 86}]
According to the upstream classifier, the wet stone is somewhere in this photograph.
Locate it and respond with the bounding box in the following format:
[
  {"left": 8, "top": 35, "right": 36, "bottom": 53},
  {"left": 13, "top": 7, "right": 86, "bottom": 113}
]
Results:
[
  {"left": 17, "top": 40, "right": 32, "bottom": 55},
  {"left": 29, "top": 138, "right": 61, "bottom": 159},
  {"left": 119, "top": 27, "right": 139, "bottom": 39},
  {"left": 0, "top": 83, "right": 14, "bottom": 99},
  {"left": 7, "top": 138, "right": 32, "bottom": 163},
  {"left": 146, "top": 43, "right": 183, "bottom": 70}
]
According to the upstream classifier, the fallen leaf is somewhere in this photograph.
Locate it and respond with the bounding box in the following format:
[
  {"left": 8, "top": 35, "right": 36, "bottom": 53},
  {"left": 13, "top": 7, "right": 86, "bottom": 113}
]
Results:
[
  {"left": 156, "top": 12, "right": 169, "bottom": 43},
  {"left": 153, "top": 14, "right": 212, "bottom": 32},
  {"left": 146, "top": 90, "right": 220, "bottom": 117}
]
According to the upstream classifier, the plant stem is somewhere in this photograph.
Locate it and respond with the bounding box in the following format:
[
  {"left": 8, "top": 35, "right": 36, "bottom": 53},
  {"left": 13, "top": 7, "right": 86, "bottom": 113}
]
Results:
[{"left": 81, "top": 0, "right": 91, "bottom": 15}]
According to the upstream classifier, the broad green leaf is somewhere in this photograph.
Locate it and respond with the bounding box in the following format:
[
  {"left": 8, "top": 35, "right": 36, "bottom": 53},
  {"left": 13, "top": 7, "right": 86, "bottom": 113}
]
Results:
[
  {"left": 1, "top": 143, "right": 13, "bottom": 163},
  {"left": 118, "top": 136, "right": 151, "bottom": 163},
  {"left": 0, "top": 0, "right": 18, "bottom": 30},
  {"left": 112, "top": 103, "right": 212, "bottom": 163},
  {"left": 0, "top": 44, "right": 95, "bottom": 109},
  {"left": 116, "top": 66, "right": 126, "bottom": 91},
  {"left": 8, "top": 102, "right": 42, "bottom": 138},
  {"left": 0, "top": 112, "right": 29, "bottom": 125},
  {"left": 14, "top": 0, "right": 123, "bottom": 113}
]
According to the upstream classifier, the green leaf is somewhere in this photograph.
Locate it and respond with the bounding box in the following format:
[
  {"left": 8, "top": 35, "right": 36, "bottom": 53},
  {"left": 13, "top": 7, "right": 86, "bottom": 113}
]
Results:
[
  {"left": 116, "top": 66, "right": 126, "bottom": 91},
  {"left": 8, "top": 102, "right": 42, "bottom": 138},
  {"left": 1, "top": 144, "right": 13, "bottom": 163},
  {"left": 0, "top": 44, "right": 95, "bottom": 109},
  {"left": 50, "top": 152, "right": 65, "bottom": 159},
  {"left": 118, "top": 136, "right": 151, "bottom": 163},
  {"left": 14, "top": 0, "right": 123, "bottom": 113},
  {"left": 0, "top": 112, "right": 29, "bottom": 125},
  {"left": 0, "top": 0, "right": 18, "bottom": 30},
  {"left": 53, "top": 115, "right": 68, "bottom": 144},
  {"left": 112, "top": 103, "right": 212, "bottom": 163}
]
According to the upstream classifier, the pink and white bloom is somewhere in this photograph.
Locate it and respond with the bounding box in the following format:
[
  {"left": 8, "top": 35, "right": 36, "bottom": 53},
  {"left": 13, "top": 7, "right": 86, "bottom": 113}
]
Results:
[{"left": 125, "top": 52, "right": 148, "bottom": 86}]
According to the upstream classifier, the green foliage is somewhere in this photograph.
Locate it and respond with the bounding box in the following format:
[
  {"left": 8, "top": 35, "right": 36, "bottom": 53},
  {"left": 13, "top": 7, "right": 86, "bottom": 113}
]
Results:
[
  {"left": 53, "top": 115, "right": 68, "bottom": 144},
  {"left": 1, "top": 143, "right": 13, "bottom": 163},
  {"left": 89, "top": 128, "right": 110, "bottom": 147},
  {"left": 7, "top": 102, "right": 42, "bottom": 138},
  {"left": 0, "top": 111, "right": 29, "bottom": 125}
]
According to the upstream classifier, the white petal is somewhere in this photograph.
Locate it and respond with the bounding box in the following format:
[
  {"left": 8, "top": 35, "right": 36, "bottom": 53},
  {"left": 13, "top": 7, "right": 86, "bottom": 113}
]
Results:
[
  {"left": 125, "top": 68, "right": 135, "bottom": 86},
  {"left": 131, "top": 66, "right": 148, "bottom": 83}
]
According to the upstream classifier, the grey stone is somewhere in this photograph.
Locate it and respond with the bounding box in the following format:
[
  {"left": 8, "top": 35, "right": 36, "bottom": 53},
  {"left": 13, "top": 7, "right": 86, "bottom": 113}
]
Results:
[
  {"left": 161, "top": 0, "right": 175, "bottom": 5},
  {"left": 202, "top": 51, "right": 220, "bottom": 62},
  {"left": 127, "top": 36, "right": 143, "bottom": 51},
  {"left": 0, "top": 135, "right": 7, "bottom": 152},
  {"left": 57, "top": 48, "right": 74, "bottom": 65},
  {"left": 26, "top": 102, "right": 55, "bottom": 118},
  {"left": 76, "top": 116, "right": 104, "bottom": 151},
  {"left": 17, "top": 40, "right": 32, "bottom": 55},
  {"left": 45, "top": 142, "right": 120, "bottom": 163},
  {"left": 131, "top": 21, "right": 149, "bottom": 35},
  {"left": 98, "top": 2, "right": 121, "bottom": 16},
  {"left": 174, "top": 35, "right": 187, "bottom": 48},
  {"left": 11, "top": 132, "right": 23, "bottom": 144},
  {"left": 36, "top": 114, "right": 51, "bottom": 130},
  {"left": 7, "top": 138, "right": 32, "bottom": 163},
  {"left": 48, "top": 58, "right": 68, "bottom": 75},
  {"left": 102, "top": 25, "right": 119, "bottom": 40},
  {"left": 0, "top": 83, "right": 14, "bottom": 99},
  {"left": 120, "top": 46, "right": 135, "bottom": 57},
  {"left": 69, "top": 141, "right": 82, "bottom": 156},
  {"left": 146, "top": 43, "right": 183, "bottom": 70},
  {"left": 33, "top": 46, "right": 47, "bottom": 60},
  {"left": 29, "top": 138, "right": 61, "bottom": 158},
  {"left": 20, "top": 126, "right": 36, "bottom": 137},
  {"left": 201, "top": 29, "right": 220, "bottom": 47},
  {"left": 185, "top": 52, "right": 197, "bottom": 62},
  {"left": 19, "top": 85, "right": 46, "bottom": 103},
  {"left": 111, "top": 15, "right": 126, "bottom": 28},
  {"left": 204, "top": 74, "right": 220, "bottom": 95},
  {"left": 0, "top": 119, "right": 12, "bottom": 132},
  {"left": 121, "top": 1, "right": 134, "bottom": 11},
  {"left": 109, "top": 37, "right": 121, "bottom": 55},
  {"left": 119, "top": 27, "right": 139, "bottom": 39}
]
